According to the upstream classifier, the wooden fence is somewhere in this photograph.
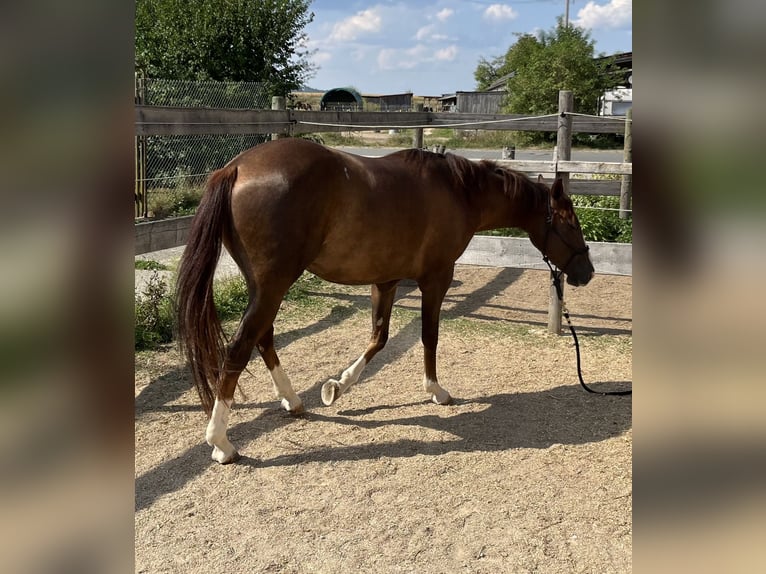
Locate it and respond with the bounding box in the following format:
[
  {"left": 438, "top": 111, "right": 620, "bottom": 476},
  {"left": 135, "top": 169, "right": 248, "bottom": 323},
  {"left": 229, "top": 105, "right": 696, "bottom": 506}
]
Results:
[{"left": 134, "top": 90, "right": 632, "bottom": 333}]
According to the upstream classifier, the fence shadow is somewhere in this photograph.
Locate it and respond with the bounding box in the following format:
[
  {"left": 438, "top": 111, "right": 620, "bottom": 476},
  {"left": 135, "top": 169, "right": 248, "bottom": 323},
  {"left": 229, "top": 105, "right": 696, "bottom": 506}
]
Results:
[
  {"left": 135, "top": 381, "right": 631, "bottom": 511},
  {"left": 135, "top": 266, "right": 631, "bottom": 511}
]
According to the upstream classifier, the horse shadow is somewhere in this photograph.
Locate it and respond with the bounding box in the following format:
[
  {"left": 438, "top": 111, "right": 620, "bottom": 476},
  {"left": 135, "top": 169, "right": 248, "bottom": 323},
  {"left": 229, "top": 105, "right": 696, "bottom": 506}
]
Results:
[
  {"left": 135, "top": 380, "right": 631, "bottom": 511},
  {"left": 135, "top": 266, "right": 631, "bottom": 511}
]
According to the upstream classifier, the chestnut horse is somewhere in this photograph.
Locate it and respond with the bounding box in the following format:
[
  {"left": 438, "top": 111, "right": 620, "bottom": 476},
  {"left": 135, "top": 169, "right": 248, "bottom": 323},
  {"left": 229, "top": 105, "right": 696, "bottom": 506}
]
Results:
[{"left": 176, "top": 138, "right": 593, "bottom": 463}]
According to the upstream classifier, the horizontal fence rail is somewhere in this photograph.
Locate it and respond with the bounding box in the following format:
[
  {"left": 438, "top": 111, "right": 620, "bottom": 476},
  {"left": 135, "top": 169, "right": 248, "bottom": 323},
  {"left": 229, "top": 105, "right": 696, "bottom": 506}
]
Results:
[
  {"left": 135, "top": 106, "right": 628, "bottom": 137},
  {"left": 135, "top": 88, "right": 632, "bottom": 335}
]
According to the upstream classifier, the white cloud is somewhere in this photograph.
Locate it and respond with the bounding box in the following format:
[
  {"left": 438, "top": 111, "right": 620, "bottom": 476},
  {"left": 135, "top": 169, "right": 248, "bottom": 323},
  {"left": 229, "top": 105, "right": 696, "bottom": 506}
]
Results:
[
  {"left": 329, "top": 8, "right": 382, "bottom": 42},
  {"left": 434, "top": 45, "right": 458, "bottom": 61},
  {"left": 415, "top": 24, "right": 450, "bottom": 42},
  {"left": 435, "top": 8, "right": 454, "bottom": 22},
  {"left": 483, "top": 4, "right": 518, "bottom": 21},
  {"left": 377, "top": 43, "right": 457, "bottom": 70},
  {"left": 415, "top": 24, "right": 435, "bottom": 41},
  {"left": 378, "top": 45, "right": 430, "bottom": 70},
  {"left": 313, "top": 51, "right": 333, "bottom": 65},
  {"left": 573, "top": 0, "right": 632, "bottom": 30}
]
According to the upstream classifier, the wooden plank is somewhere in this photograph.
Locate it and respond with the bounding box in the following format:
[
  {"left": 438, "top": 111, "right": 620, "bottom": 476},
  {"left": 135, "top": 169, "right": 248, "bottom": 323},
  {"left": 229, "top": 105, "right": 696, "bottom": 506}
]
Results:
[
  {"left": 135, "top": 106, "right": 627, "bottom": 136},
  {"left": 568, "top": 179, "right": 621, "bottom": 196},
  {"left": 557, "top": 160, "right": 632, "bottom": 175},
  {"left": 135, "top": 106, "right": 292, "bottom": 136},
  {"left": 456, "top": 236, "right": 632, "bottom": 276},
  {"left": 493, "top": 159, "right": 631, "bottom": 176},
  {"left": 493, "top": 159, "right": 557, "bottom": 173},
  {"left": 291, "top": 110, "right": 431, "bottom": 133}
]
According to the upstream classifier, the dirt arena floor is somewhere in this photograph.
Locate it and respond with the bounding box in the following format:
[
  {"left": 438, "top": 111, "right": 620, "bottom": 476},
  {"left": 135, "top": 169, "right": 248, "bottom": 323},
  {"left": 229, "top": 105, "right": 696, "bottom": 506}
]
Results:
[{"left": 135, "top": 265, "right": 632, "bottom": 573}]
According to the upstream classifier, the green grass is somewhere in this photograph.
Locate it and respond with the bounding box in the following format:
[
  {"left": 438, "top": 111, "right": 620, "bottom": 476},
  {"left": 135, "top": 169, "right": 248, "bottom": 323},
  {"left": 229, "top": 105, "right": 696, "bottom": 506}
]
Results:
[
  {"left": 135, "top": 272, "right": 175, "bottom": 350},
  {"left": 135, "top": 259, "right": 170, "bottom": 271},
  {"left": 134, "top": 271, "right": 334, "bottom": 351},
  {"left": 146, "top": 181, "right": 204, "bottom": 219}
]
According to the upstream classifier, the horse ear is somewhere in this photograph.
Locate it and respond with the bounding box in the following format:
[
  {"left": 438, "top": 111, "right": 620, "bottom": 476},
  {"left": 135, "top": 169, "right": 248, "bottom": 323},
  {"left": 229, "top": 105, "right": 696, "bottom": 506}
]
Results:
[
  {"left": 550, "top": 178, "right": 564, "bottom": 202},
  {"left": 537, "top": 174, "right": 544, "bottom": 184}
]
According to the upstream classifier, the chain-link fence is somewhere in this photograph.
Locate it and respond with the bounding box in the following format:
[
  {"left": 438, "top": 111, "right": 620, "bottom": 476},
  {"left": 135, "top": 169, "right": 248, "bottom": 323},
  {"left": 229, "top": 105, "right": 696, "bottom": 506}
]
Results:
[{"left": 135, "top": 78, "right": 273, "bottom": 218}]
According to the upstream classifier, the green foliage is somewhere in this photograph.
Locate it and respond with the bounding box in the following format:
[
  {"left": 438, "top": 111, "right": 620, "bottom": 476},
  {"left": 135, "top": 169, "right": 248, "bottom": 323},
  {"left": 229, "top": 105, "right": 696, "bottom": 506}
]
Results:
[
  {"left": 135, "top": 272, "right": 174, "bottom": 350},
  {"left": 474, "top": 55, "right": 507, "bottom": 91},
  {"left": 135, "top": 0, "right": 316, "bottom": 94},
  {"left": 476, "top": 183, "right": 632, "bottom": 244},
  {"left": 474, "top": 20, "right": 622, "bottom": 145},
  {"left": 134, "top": 271, "right": 330, "bottom": 350},
  {"left": 147, "top": 181, "right": 204, "bottom": 219},
  {"left": 135, "top": 260, "right": 170, "bottom": 270},
  {"left": 284, "top": 272, "right": 325, "bottom": 303},
  {"left": 572, "top": 195, "right": 632, "bottom": 243},
  {"left": 213, "top": 276, "right": 250, "bottom": 321}
]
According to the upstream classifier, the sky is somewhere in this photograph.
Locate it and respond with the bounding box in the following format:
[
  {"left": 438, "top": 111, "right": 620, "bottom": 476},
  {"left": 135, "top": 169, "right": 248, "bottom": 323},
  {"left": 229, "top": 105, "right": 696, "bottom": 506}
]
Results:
[{"left": 302, "top": 0, "right": 632, "bottom": 96}]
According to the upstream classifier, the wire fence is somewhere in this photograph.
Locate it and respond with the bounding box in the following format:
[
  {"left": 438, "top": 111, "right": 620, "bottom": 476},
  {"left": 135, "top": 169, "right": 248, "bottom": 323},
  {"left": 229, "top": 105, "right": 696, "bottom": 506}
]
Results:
[{"left": 135, "top": 78, "right": 272, "bottom": 218}]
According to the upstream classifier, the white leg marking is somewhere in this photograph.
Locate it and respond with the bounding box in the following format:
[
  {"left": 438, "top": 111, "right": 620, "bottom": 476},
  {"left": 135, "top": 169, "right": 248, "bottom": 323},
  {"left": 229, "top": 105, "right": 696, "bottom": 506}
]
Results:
[
  {"left": 321, "top": 354, "right": 368, "bottom": 406},
  {"left": 339, "top": 355, "right": 367, "bottom": 393},
  {"left": 205, "top": 398, "right": 238, "bottom": 463},
  {"left": 423, "top": 376, "right": 452, "bottom": 405},
  {"left": 271, "top": 364, "right": 303, "bottom": 413}
]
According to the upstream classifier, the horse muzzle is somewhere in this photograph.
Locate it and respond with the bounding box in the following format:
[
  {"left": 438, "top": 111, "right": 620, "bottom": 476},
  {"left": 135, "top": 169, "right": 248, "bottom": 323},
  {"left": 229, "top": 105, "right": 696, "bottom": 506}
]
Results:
[
  {"left": 565, "top": 253, "right": 595, "bottom": 286},
  {"left": 566, "top": 270, "right": 594, "bottom": 287}
]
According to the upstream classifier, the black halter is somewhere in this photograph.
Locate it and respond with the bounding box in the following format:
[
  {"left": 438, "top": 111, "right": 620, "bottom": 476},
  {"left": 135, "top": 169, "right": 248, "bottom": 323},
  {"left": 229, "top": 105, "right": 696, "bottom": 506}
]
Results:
[{"left": 541, "top": 199, "right": 590, "bottom": 278}]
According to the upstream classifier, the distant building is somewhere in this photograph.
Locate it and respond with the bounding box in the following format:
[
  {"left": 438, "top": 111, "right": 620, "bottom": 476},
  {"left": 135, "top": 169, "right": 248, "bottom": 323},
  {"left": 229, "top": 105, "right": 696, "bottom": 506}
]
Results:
[
  {"left": 362, "top": 92, "right": 413, "bottom": 111},
  {"left": 596, "top": 51, "right": 632, "bottom": 116},
  {"left": 437, "top": 91, "right": 505, "bottom": 114}
]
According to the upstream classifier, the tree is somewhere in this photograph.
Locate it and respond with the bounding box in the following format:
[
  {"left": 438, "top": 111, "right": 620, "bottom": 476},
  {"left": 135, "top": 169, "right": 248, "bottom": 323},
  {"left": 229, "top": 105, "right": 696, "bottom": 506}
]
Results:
[
  {"left": 135, "top": 0, "right": 315, "bottom": 94},
  {"left": 475, "top": 20, "right": 621, "bottom": 142}
]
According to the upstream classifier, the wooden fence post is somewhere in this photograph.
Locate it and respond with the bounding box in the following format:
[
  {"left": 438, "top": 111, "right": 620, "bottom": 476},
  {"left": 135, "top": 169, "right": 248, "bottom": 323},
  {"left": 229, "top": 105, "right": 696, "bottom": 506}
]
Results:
[
  {"left": 619, "top": 107, "right": 632, "bottom": 219},
  {"left": 548, "top": 90, "right": 573, "bottom": 334},
  {"left": 271, "top": 96, "right": 286, "bottom": 140},
  {"left": 412, "top": 103, "right": 424, "bottom": 148},
  {"left": 134, "top": 73, "right": 148, "bottom": 218}
]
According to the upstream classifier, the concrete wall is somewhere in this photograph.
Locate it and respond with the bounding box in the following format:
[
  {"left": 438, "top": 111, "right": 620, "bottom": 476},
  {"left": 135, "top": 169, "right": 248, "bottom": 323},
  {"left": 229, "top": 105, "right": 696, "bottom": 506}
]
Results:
[{"left": 136, "top": 219, "right": 632, "bottom": 276}]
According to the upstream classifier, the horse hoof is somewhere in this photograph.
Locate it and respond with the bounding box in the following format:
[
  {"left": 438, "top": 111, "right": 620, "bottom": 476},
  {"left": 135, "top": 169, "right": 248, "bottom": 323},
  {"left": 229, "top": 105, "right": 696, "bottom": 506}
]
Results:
[
  {"left": 281, "top": 398, "right": 304, "bottom": 415},
  {"left": 212, "top": 446, "right": 240, "bottom": 464},
  {"left": 431, "top": 390, "right": 452, "bottom": 405},
  {"left": 321, "top": 379, "right": 341, "bottom": 406}
]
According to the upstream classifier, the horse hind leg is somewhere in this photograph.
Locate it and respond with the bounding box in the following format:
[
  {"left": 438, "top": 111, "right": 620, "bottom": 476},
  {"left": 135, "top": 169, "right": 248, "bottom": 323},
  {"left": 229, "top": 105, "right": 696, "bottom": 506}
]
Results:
[
  {"left": 205, "top": 290, "right": 289, "bottom": 464},
  {"left": 257, "top": 324, "right": 303, "bottom": 414},
  {"left": 321, "top": 281, "right": 398, "bottom": 406}
]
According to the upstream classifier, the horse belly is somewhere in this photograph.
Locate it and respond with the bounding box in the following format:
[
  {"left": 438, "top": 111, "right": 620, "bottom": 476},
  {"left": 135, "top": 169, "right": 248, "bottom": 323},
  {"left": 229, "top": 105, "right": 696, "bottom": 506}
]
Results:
[{"left": 307, "top": 243, "right": 411, "bottom": 285}]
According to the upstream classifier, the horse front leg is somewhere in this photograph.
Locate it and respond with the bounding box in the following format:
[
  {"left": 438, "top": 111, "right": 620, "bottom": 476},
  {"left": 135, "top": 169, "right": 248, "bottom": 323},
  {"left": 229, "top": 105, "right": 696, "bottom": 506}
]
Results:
[
  {"left": 321, "top": 280, "right": 399, "bottom": 405},
  {"left": 418, "top": 270, "right": 454, "bottom": 405}
]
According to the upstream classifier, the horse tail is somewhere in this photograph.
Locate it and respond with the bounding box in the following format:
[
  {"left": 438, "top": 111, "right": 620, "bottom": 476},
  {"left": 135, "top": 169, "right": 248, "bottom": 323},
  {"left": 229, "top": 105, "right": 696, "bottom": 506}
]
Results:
[{"left": 175, "top": 164, "right": 239, "bottom": 416}]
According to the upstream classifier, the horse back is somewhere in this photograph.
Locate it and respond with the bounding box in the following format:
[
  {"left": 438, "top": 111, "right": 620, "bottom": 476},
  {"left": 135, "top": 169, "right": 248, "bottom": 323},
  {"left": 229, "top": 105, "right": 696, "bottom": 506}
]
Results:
[{"left": 227, "top": 139, "right": 477, "bottom": 284}]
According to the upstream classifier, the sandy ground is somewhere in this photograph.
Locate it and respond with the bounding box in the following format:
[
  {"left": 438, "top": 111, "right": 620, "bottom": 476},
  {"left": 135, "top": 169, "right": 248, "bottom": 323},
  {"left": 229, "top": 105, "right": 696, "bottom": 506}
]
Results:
[{"left": 135, "top": 265, "right": 632, "bottom": 573}]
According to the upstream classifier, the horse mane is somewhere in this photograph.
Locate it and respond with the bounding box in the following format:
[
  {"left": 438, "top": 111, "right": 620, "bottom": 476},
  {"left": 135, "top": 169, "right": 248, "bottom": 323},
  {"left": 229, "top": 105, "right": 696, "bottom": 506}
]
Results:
[{"left": 398, "top": 149, "right": 546, "bottom": 211}]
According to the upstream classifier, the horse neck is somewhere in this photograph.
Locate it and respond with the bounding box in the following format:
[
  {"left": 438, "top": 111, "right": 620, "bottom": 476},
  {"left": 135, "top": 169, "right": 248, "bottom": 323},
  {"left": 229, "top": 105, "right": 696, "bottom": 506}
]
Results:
[{"left": 473, "top": 176, "right": 545, "bottom": 233}]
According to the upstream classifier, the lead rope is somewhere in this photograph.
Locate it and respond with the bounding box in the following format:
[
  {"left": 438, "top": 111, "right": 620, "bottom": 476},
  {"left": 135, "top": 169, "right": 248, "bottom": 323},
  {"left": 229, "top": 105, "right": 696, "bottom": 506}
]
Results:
[{"left": 544, "top": 258, "right": 632, "bottom": 396}]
